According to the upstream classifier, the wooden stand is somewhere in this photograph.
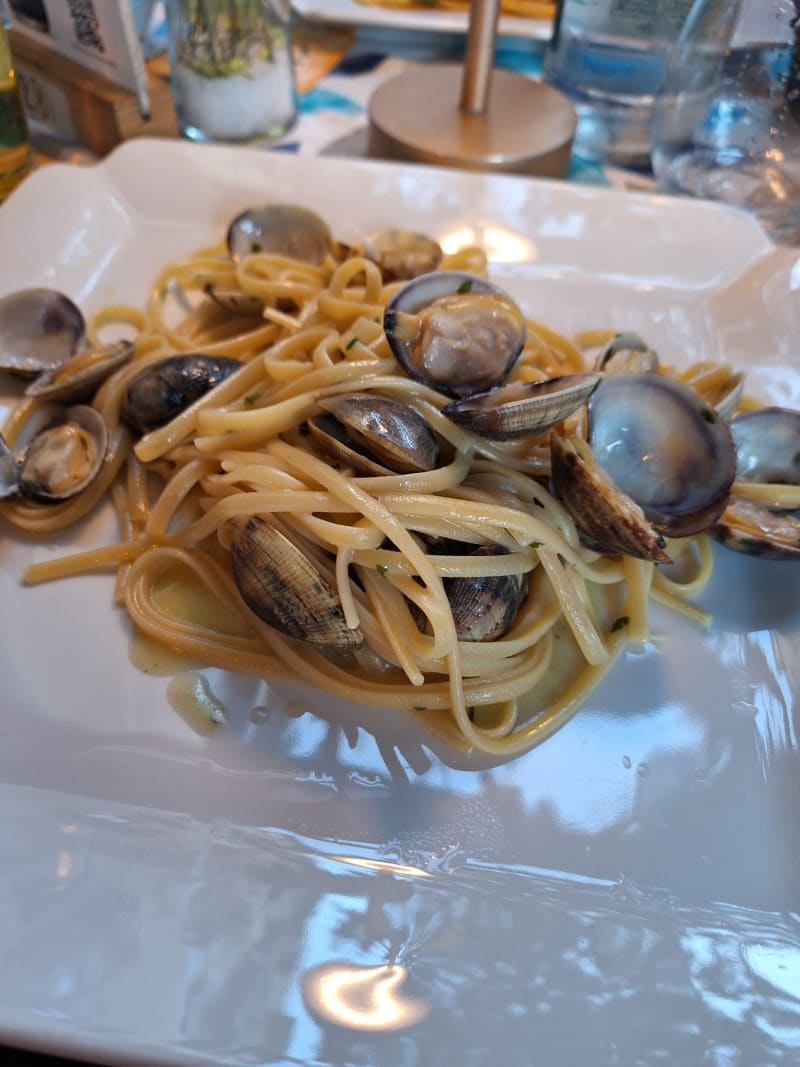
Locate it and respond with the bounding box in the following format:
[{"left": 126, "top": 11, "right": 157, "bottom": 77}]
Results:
[{"left": 8, "top": 28, "right": 179, "bottom": 157}]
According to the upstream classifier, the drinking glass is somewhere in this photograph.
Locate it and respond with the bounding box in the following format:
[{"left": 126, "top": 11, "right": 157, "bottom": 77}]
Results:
[
  {"left": 651, "top": 0, "right": 800, "bottom": 245},
  {"left": 542, "top": 0, "right": 696, "bottom": 167},
  {"left": 166, "top": 0, "right": 297, "bottom": 144}
]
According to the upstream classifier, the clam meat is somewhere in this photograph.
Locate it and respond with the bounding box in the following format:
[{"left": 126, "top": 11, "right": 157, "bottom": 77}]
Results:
[
  {"left": 17, "top": 405, "right": 108, "bottom": 503},
  {"left": 384, "top": 271, "right": 526, "bottom": 398}
]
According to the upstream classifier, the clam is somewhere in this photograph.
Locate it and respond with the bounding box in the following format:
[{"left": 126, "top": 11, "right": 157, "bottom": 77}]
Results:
[
  {"left": 712, "top": 407, "right": 800, "bottom": 558},
  {"left": 682, "top": 363, "right": 744, "bottom": 421},
  {"left": 121, "top": 353, "right": 242, "bottom": 433},
  {"left": 586, "top": 374, "right": 736, "bottom": 537},
  {"left": 595, "top": 332, "right": 659, "bottom": 375},
  {"left": 17, "top": 405, "right": 108, "bottom": 503},
  {"left": 552, "top": 373, "right": 738, "bottom": 560},
  {"left": 308, "top": 393, "right": 440, "bottom": 475},
  {"left": 203, "top": 282, "right": 265, "bottom": 318},
  {"left": 0, "top": 433, "right": 18, "bottom": 499},
  {"left": 0, "top": 288, "right": 85, "bottom": 378},
  {"left": 443, "top": 372, "right": 602, "bottom": 441},
  {"left": 442, "top": 543, "right": 529, "bottom": 642},
  {"left": 712, "top": 497, "right": 800, "bottom": 560},
  {"left": 226, "top": 204, "right": 333, "bottom": 265},
  {"left": 384, "top": 271, "right": 526, "bottom": 398},
  {"left": 713, "top": 373, "right": 744, "bottom": 421},
  {"left": 25, "top": 339, "right": 134, "bottom": 405},
  {"left": 363, "top": 230, "right": 443, "bottom": 281},
  {"left": 728, "top": 407, "right": 800, "bottom": 484},
  {"left": 230, "top": 516, "right": 363, "bottom": 649},
  {"left": 551, "top": 435, "right": 671, "bottom": 563}
]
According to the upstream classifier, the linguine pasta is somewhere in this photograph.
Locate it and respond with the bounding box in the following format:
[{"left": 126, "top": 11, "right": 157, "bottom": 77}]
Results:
[{"left": 5, "top": 233, "right": 714, "bottom": 759}]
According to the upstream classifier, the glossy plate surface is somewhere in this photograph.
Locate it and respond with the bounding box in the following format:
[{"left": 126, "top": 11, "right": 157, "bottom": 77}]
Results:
[
  {"left": 291, "top": 0, "right": 553, "bottom": 40},
  {"left": 1, "top": 140, "right": 799, "bottom": 1066}
]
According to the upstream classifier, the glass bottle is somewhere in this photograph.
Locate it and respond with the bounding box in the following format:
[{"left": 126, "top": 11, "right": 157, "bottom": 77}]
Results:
[
  {"left": 651, "top": 0, "right": 800, "bottom": 245},
  {"left": 166, "top": 0, "right": 297, "bottom": 144},
  {"left": 542, "top": 0, "right": 696, "bottom": 167},
  {"left": 0, "top": 21, "right": 33, "bottom": 204}
]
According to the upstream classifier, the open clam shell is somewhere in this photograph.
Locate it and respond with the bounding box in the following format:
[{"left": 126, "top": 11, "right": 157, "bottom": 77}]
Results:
[
  {"left": 25, "top": 339, "right": 134, "bottom": 405},
  {"left": 443, "top": 372, "right": 602, "bottom": 441},
  {"left": 383, "top": 271, "right": 526, "bottom": 399},
  {"left": 587, "top": 373, "right": 736, "bottom": 536},
  {"left": 711, "top": 406, "right": 800, "bottom": 559},
  {"left": 0, "top": 433, "right": 19, "bottom": 499},
  {"left": 712, "top": 497, "right": 800, "bottom": 560},
  {"left": 729, "top": 407, "right": 800, "bottom": 484},
  {"left": 203, "top": 283, "right": 265, "bottom": 318},
  {"left": 17, "top": 404, "right": 108, "bottom": 503},
  {"left": 551, "top": 434, "right": 671, "bottom": 563},
  {"left": 0, "top": 288, "right": 85, "bottom": 378},
  {"left": 595, "top": 332, "right": 659, "bottom": 375},
  {"left": 363, "top": 230, "right": 443, "bottom": 281},
  {"left": 311, "top": 393, "right": 440, "bottom": 475}
]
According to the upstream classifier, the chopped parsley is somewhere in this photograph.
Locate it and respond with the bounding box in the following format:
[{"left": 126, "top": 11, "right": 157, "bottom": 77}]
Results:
[
  {"left": 456, "top": 279, "right": 473, "bottom": 294},
  {"left": 700, "top": 407, "right": 716, "bottom": 423},
  {"left": 244, "top": 391, "right": 264, "bottom": 405},
  {"left": 345, "top": 337, "right": 359, "bottom": 351},
  {"left": 611, "top": 616, "right": 630, "bottom": 633},
  {"left": 376, "top": 563, "right": 389, "bottom": 576},
  {"left": 412, "top": 705, "right": 427, "bottom": 712},
  {"left": 250, "top": 241, "right": 262, "bottom": 253},
  {"left": 529, "top": 540, "right": 542, "bottom": 548}
]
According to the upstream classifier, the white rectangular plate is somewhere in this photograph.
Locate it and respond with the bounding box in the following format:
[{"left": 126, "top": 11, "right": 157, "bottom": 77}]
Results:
[
  {"left": 1, "top": 139, "right": 799, "bottom": 1066},
  {"left": 292, "top": 0, "right": 553, "bottom": 40}
]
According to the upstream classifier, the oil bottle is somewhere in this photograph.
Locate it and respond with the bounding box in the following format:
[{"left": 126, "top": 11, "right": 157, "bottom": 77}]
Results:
[{"left": 0, "top": 22, "right": 33, "bottom": 203}]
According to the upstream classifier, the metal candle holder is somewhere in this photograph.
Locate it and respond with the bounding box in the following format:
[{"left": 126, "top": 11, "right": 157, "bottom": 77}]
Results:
[{"left": 367, "top": 0, "right": 577, "bottom": 177}]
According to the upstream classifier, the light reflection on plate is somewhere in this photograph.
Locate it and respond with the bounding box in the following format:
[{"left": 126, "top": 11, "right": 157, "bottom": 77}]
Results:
[
  {"left": 302, "top": 961, "right": 431, "bottom": 1031},
  {"left": 440, "top": 222, "right": 538, "bottom": 263}
]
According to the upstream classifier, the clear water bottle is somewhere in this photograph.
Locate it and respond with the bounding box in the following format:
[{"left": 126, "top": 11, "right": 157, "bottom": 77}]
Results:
[
  {"left": 651, "top": 0, "right": 800, "bottom": 245},
  {"left": 542, "top": 0, "right": 697, "bottom": 167}
]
